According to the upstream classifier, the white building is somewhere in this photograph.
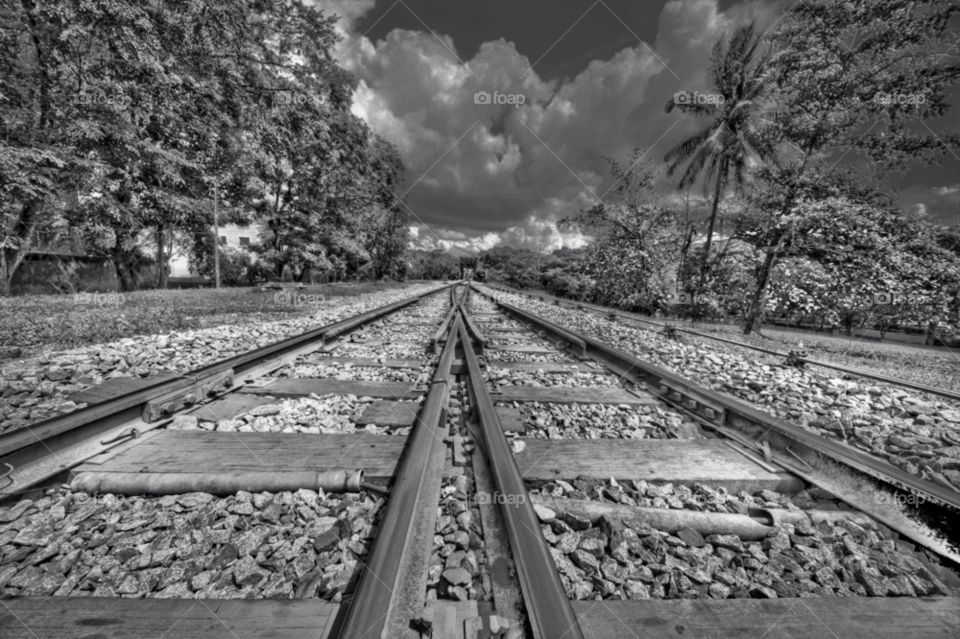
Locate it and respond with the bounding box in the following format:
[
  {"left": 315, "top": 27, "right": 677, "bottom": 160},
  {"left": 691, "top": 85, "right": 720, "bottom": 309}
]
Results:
[{"left": 168, "top": 224, "right": 259, "bottom": 277}]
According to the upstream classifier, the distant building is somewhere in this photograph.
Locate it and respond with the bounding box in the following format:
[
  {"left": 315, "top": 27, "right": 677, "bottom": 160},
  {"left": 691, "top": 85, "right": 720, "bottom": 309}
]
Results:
[{"left": 168, "top": 224, "right": 260, "bottom": 277}]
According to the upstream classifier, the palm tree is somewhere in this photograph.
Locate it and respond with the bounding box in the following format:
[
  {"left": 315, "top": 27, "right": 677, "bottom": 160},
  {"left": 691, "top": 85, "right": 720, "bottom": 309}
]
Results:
[{"left": 663, "top": 22, "right": 777, "bottom": 290}]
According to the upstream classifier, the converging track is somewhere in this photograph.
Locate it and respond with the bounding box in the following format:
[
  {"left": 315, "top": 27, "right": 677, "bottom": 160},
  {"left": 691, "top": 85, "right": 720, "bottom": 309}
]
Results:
[{"left": 1, "top": 283, "right": 958, "bottom": 639}]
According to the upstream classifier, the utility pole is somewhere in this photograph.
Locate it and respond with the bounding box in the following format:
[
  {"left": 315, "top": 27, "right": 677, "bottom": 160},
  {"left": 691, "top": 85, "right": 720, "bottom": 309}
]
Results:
[{"left": 213, "top": 180, "right": 221, "bottom": 289}]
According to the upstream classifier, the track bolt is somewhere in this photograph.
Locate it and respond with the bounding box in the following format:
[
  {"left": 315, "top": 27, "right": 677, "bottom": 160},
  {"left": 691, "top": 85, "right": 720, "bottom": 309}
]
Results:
[
  {"left": 759, "top": 440, "right": 773, "bottom": 464},
  {"left": 0, "top": 463, "right": 14, "bottom": 490},
  {"left": 100, "top": 428, "right": 140, "bottom": 446}
]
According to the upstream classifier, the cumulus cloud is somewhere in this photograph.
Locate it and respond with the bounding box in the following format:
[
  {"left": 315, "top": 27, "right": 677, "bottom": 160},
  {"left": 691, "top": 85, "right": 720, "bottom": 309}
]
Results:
[
  {"left": 314, "top": 0, "right": 377, "bottom": 37},
  {"left": 317, "top": 0, "right": 790, "bottom": 251},
  {"left": 901, "top": 183, "right": 960, "bottom": 224},
  {"left": 932, "top": 184, "right": 960, "bottom": 198},
  {"left": 411, "top": 216, "right": 588, "bottom": 255}
]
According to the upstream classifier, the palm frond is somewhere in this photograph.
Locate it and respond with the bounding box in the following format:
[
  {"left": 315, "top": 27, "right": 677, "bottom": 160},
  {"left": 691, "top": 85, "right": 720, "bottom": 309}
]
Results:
[{"left": 664, "top": 124, "right": 714, "bottom": 167}]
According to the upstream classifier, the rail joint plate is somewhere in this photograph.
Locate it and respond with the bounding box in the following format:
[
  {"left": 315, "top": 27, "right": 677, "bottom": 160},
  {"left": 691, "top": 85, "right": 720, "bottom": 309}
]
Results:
[
  {"left": 659, "top": 380, "right": 726, "bottom": 425},
  {"left": 142, "top": 369, "right": 234, "bottom": 422}
]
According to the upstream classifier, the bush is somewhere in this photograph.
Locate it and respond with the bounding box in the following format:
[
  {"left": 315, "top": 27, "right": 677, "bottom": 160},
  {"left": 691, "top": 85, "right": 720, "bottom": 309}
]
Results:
[{"left": 245, "top": 260, "right": 274, "bottom": 285}]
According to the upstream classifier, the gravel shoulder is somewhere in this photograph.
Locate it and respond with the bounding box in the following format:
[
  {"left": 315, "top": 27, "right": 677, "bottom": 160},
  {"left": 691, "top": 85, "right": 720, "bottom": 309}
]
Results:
[
  {"left": 475, "top": 286, "right": 960, "bottom": 493},
  {"left": 0, "top": 283, "right": 444, "bottom": 434}
]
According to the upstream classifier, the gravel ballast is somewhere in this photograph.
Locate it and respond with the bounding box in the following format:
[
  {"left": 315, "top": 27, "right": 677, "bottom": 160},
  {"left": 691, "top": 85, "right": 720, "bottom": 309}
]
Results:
[
  {"left": 496, "top": 402, "right": 692, "bottom": 440},
  {"left": 528, "top": 478, "right": 957, "bottom": 601},
  {"left": 0, "top": 487, "right": 384, "bottom": 601},
  {"left": 427, "top": 476, "right": 490, "bottom": 603},
  {"left": 474, "top": 286, "right": 960, "bottom": 492},
  {"left": 0, "top": 284, "right": 446, "bottom": 434}
]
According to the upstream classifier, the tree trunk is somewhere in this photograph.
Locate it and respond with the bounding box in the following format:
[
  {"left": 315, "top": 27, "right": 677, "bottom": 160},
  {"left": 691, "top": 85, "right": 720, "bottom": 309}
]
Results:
[
  {"left": 112, "top": 239, "right": 141, "bottom": 292},
  {"left": 0, "top": 257, "right": 12, "bottom": 297},
  {"left": 697, "top": 159, "right": 726, "bottom": 290},
  {"left": 114, "top": 254, "right": 139, "bottom": 292},
  {"left": 156, "top": 224, "right": 167, "bottom": 289},
  {"left": 213, "top": 182, "right": 220, "bottom": 289},
  {"left": 743, "top": 237, "right": 782, "bottom": 336},
  {"left": 1, "top": 201, "right": 41, "bottom": 296}
]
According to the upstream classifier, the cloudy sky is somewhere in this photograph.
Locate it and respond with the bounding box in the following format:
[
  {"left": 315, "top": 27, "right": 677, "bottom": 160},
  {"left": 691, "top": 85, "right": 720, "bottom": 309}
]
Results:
[{"left": 316, "top": 0, "right": 959, "bottom": 255}]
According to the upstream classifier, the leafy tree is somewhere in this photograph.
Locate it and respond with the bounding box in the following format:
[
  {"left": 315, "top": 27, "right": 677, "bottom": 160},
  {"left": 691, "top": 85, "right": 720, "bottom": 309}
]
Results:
[
  {"left": 540, "top": 247, "right": 592, "bottom": 298},
  {"left": 407, "top": 249, "right": 459, "bottom": 280},
  {"left": 739, "top": 0, "right": 960, "bottom": 334},
  {"left": 363, "top": 205, "right": 411, "bottom": 280},
  {"left": 0, "top": 2, "right": 79, "bottom": 295},
  {"left": 2, "top": 0, "right": 404, "bottom": 294},
  {"left": 251, "top": 86, "right": 405, "bottom": 282},
  {"left": 663, "top": 23, "right": 777, "bottom": 290},
  {"left": 480, "top": 246, "right": 545, "bottom": 288},
  {"left": 562, "top": 151, "right": 683, "bottom": 312},
  {"left": 735, "top": 165, "right": 960, "bottom": 337}
]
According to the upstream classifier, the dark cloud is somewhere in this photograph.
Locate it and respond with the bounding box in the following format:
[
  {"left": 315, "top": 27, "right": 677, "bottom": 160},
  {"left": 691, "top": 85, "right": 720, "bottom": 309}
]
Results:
[{"left": 316, "top": 0, "right": 959, "bottom": 253}]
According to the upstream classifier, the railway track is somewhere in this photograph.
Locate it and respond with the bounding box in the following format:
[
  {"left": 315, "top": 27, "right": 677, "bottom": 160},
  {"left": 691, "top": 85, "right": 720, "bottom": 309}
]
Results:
[
  {"left": 1, "top": 283, "right": 958, "bottom": 638},
  {"left": 483, "top": 282, "right": 960, "bottom": 402}
]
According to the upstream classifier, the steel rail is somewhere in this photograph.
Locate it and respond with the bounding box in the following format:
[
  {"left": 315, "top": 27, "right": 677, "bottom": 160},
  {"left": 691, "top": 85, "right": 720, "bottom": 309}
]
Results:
[
  {"left": 457, "top": 309, "right": 585, "bottom": 639},
  {"left": 0, "top": 285, "right": 453, "bottom": 499},
  {"left": 0, "top": 284, "right": 450, "bottom": 459},
  {"left": 319, "top": 295, "right": 420, "bottom": 342},
  {"left": 473, "top": 285, "right": 960, "bottom": 566},
  {"left": 336, "top": 314, "right": 462, "bottom": 639},
  {"left": 515, "top": 312, "right": 587, "bottom": 358},
  {"left": 430, "top": 308, "right": 458, "bottom": 353},
  {"left": 483, "top": 282, "right": 960, "bottom": 402},
  {"left": 477, "top": 288, "right": 960, "bottom": 510},
  {"left": 460, "top": 309, "right": 488, "bottom": 352}
]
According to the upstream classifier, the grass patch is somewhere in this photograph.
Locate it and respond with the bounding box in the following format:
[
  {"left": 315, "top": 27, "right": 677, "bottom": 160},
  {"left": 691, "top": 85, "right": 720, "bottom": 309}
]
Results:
[{"left": 0, "top": 281, "right": 427, "bottom": 362}]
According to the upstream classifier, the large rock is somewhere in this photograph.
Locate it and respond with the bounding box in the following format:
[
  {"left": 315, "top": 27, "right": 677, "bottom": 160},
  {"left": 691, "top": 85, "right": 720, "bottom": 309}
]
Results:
[
  {"left": 676, "top": 527, "right": 706, "bottom": 548},
  {"left": 441, "top": 567, "right": 471, "bottom": 586},
  {"left": 232, "top": 556, "right": 267, "bottom": 587},
  {"left": 706, "top": 534, "right": 743, "bottom": 552}
]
